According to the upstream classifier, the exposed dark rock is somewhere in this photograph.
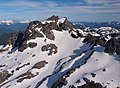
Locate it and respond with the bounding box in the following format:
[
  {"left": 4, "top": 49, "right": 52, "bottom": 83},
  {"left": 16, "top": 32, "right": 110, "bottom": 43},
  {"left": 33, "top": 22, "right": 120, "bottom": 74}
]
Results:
[
  {"left": 42, "top": 23, "right": 55, "bottom": 40},
  {"left": 46, "top": 15, "right": 59, "bottom": 22},
  {"left": 28, "top": 42, "right": 37, "bottom": 48},
  {"left": 116, "top": 38, "right": 120, "bottom": 55},
  {"left": 51, "top": 78, "right": 67, "bottom": 88},
  {"left": 91, "top": 73, "right": 96, "bottom": 78},
  {"left": 32, "top": 54, "right": 35, "bottom": 57},
  {"left": 41, "top": 43, "right": 58, "bottom": 55},
  {"left": 28, "top": 31, "right": 44, "bottom": 40},
  {"left": 64, "top": 18, "right": 75, "bottom": 29},
  {"left": 17, "top": 71, "right": 38, "bottom": 83},
  {"left": 78, "top": 81, "right": 103, "bottom": 88},
  {"left": 13, "top": 31, "right": 28, "bottom": 49},
  {"left": 7, "top": 32, "right": 18, "bottom": 46},
  {"left": 69, "top": 85, "right": 76, "bottom": 88},
  {"left": 59, "top": 23, "right": 68, "bottom": 31},
  {"left": 102, "top": 68, "right": 106, "bottom": 72},
  {"left": 95, "top": 37, "right": 106, "bottom": 46},
  {"left": 5, "top": 16, "right": 78, "bottom": 52},
  {"left": 32, "top": 60, "right": 48, "bottom": 69},
  {"left": 71, "top": 33, "right": 79, "bottom": 38},
  {"left": 0, "top": 70, "right": 9, "bottom": 84},
  {"left": 83, "top": 77, "right": 90, "bottom": 83},
  {"left": 0, "top": 65, "right": 6, "bottom": 68},
  {"left": 27, "top": 21, "right": 42, "bottom": 31},
  {"left": 109, "top": 33, "right": 120, "bottom": 37},
  {"left": 83, "top": 34, "right": 96, "bottom": 44},
  {"left": 16, "top": 63, "right": 30, "bottom": 71},
  {"left": 71, "top": 30, "right": 83, "bottom": 38},
  {"left": 83, "top": 34, "right": 106, "bottom": 46},
  {"left": 18, "top": 41, "right": 28, "bottom": 52},
  {"left": 0, "top": 47, "right": 10, "bottom": 53},
  {"left": 104, "top": 38, "right": 118, "bottom": 55},
  {"left": 76, "top": 79, "right": 81, "bottom": 83}
]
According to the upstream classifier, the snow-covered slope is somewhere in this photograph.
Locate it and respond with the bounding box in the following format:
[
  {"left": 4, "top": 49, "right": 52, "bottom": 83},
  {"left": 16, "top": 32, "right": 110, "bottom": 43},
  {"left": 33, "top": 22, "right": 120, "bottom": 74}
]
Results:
[{"left": 0, "top": 16, "right": 120, "bottom": 88}]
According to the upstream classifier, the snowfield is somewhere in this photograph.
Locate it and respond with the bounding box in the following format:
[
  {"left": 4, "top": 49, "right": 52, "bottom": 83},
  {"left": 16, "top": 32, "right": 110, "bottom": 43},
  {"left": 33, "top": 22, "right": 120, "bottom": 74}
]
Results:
[{"left": 0, "top": 16, "right": 120, "bottom": 88}]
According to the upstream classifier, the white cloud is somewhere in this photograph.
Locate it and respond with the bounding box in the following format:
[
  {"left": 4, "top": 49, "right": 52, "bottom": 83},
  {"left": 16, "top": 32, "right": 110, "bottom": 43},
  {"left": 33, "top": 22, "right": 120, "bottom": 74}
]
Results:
[
  {"left": 0, "top": 1, "right": 58, "bottom": 8},
  {"left": 16, "top": 1, "right": 42, "bottom": 8},
  {"left": 85, "top": 0, "right": 120, "bottom": 4},
  {"left": 0, "top": 0, "right": 120, "bottom": 21}
]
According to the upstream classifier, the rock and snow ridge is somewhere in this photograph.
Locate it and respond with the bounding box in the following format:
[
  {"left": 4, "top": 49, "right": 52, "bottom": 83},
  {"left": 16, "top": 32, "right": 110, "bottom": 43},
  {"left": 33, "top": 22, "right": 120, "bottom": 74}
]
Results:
[{"left": 0, "top": 15, "right": 120, "bottom": 88}]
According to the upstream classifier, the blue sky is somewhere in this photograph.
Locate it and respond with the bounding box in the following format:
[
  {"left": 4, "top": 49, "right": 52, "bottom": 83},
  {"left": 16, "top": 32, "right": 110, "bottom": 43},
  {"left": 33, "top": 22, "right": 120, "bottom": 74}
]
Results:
[{"left": 0, "top": 0, "right": 120, "bottom": 22}]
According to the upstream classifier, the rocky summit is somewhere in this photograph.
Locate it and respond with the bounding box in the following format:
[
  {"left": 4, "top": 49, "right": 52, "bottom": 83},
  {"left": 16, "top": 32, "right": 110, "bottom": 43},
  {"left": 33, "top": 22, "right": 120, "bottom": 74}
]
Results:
[{"left": 0, "top": 15, "right": 120, "bottom": 88}]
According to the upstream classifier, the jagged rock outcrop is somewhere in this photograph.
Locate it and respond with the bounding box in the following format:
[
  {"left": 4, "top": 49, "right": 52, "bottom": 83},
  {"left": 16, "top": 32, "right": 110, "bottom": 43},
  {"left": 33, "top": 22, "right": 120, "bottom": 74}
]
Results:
[
  {"left": 6, "top": 15, "right": 77, "bottom": 52},
  {"left": 104, "top": 37, "right": 120, "bottom": 55},
  {"left": 0, "top": 16, "right": 120, "bottom": 88},
  {"left": 41, "top": 43, "right": 58, "bottom": 55},
  {"left": 104, "top": 38, "right": 118, "bottom": 55}
]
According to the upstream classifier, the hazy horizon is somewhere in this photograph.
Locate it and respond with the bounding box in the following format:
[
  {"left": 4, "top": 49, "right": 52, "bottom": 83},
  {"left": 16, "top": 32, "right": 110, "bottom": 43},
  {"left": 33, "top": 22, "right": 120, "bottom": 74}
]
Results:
[{"left": 0, "top": 0, "right": 120, "bottom": 22}]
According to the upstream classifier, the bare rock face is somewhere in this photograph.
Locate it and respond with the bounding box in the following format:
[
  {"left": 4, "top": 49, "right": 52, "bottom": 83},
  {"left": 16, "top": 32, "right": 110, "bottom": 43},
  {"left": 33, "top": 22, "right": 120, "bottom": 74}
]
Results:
[
  {"left": 6, "top": 15, "right": 78, "bottom": 52},
  {"left": 46, "top": 15, "right": 59, "bottom": 22},
  {"left": 64, "top": 18, "right": 75, "bottom": 29},
  {"left": 41, "top": 43, "right": 58, "bottom": 55},
  {"left": 27, "top": 21, "right": 42, "bottom": 31},
  {"left": 7, "top": 32, "right": 18, "bottom": 47},
  {"left": 83, "top": 34, "right": 106, "bottom": 46},
  {"left": 116, "top": 38, "right": 120, "bottom": 55},
  {"left": 17, "top": 71, "right": 38, "bottom": 83},
  {"left": 78, "top": 81, "right": 103, "bottom": 88},
  {"left": 95, "top": 37, "right": 106, "bottom": 46},
  {"left": 0, "top": 70, "right": 9, "bottom": 84},
  {"left": 83, "top": 34, "right": 96, "bottom": 44},
  {"left": 18, "top": 41, "right": 28, "bottom": 52},
  {"left": 13, "top": 31, "right": 28, "bottom": 48},
  {"left": 28, "top": 42, "right": 37, "bottom": 48},
  {"left": 104, "top": 38, "right": 118, "bottom": 55},
  {"left": 42, "top": 23, "right": 55, "bottom": 40},
  {"left": 32, "top": 60, "right": 48, "bottom": 69},
  {"left": 69, "top": 78, "right": 103, "bottom": 88}
]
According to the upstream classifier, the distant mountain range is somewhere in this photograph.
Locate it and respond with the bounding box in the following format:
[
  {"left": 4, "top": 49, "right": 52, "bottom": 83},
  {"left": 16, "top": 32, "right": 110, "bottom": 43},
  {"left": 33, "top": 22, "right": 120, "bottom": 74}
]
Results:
[
  {"left": 0, "top": 20, "right": 29, "bottom": 45},
  {"left": 0, "top": 20, "right": 30, "bottom": 32},
  {"left": 0, "top": 20, "right": 30, "bottom": 25},
  {"left": 73, "top": 21, "right": 120, "bottom": 29}
]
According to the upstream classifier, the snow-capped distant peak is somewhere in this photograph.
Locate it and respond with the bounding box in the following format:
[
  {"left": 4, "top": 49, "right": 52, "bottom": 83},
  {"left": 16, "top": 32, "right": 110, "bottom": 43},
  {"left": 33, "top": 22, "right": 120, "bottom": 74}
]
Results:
[
  {"left": 19, "top": 20, "right": 30, "bottom": 23},
  {"left": 0, "top": 20, "right": 15, "bottom": 25}
]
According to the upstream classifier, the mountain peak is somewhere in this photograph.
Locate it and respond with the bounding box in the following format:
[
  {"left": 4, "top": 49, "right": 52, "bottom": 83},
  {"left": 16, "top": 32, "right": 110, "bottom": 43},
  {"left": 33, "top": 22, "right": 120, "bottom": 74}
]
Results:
[
  {"left": 6, "top": 16, "right": 77, "bottom": 52},
  {"left": 0, "top": 16, "right": 120, "bottom": 88}
]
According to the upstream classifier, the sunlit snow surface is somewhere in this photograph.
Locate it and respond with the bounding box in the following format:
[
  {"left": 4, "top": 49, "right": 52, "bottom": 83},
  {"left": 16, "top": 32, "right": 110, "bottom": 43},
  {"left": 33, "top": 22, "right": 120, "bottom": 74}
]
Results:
[{"left": 0, "top": 18, "right": 120, "bottom": 88}]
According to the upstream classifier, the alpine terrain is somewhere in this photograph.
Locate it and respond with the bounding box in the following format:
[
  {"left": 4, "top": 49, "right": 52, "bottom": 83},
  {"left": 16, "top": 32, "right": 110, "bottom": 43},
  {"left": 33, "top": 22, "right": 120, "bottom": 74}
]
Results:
[{"left": 0, "top": 16, "right": 120, "bottom": 88}]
